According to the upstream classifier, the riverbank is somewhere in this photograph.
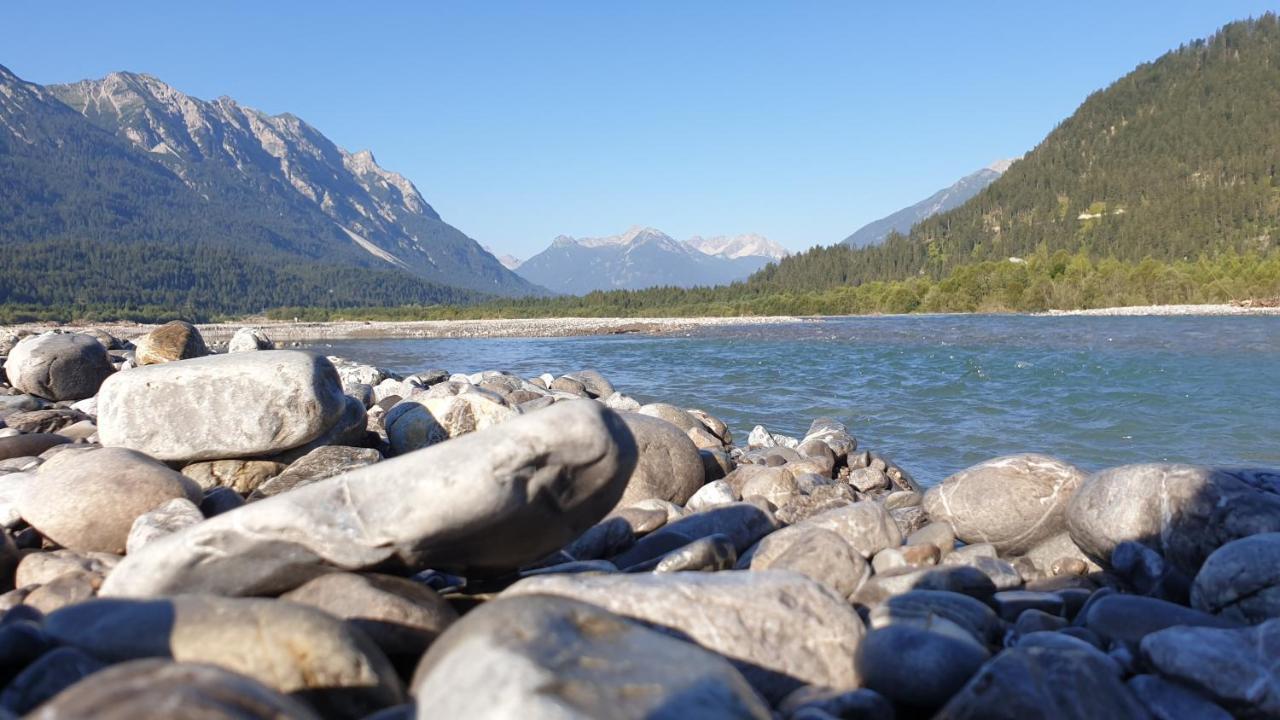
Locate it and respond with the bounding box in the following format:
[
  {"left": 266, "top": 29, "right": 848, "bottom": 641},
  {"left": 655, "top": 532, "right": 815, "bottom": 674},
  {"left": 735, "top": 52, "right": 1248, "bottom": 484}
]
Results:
[
  {"left": 3, "top": 315, "right": 807, "bottom": 345},
  {"left": 1038, "top": 302, "right": 1280, "bottom": 317}
]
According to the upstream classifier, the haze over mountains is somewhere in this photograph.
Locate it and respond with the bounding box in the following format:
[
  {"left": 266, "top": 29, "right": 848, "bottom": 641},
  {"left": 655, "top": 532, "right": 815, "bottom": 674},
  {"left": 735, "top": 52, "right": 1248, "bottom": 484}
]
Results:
[
  {"left": 514, "top": 227, "right": 788, "bottom": 294},
  {"left": 0, "top": 65, "right": 540, "bottom": 314},
  {"left": 842, "top": 159, "right": 1016, "bottom": 247}
]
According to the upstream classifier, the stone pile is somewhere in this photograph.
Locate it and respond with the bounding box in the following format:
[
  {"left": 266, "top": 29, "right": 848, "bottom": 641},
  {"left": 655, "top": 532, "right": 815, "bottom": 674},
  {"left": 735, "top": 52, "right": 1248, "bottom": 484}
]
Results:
[{"left": 0, "top": 323, "right": 1277, "bottom": 718}]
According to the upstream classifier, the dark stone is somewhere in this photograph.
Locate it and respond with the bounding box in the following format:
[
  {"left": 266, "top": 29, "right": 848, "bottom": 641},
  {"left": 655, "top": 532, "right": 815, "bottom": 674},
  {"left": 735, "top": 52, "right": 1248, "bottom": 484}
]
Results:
[
  {"left": 198, "top": 487, "right": 245, "bottom": 517},
  {"left": 990, "top": 591, "right": 1065, "bottom": 621},
  {"left": 870, "top": 590, "right": 1003, "bottom": 646},
  {"left": 0, "top": 646, "right": 106, "bottom": 714},
  {"left": 0, "top": 433, "right": 69, "bottom": 462},
  {"left": 936, "top": 645, "right": 1150, "bottom": 719},
  {"left": 857, "top": 624, "right": 989, "bottom": 710},
  {"left": 1191, "top": 531, "right": 1280, "bottom": 624},
  {"left": 1139, "top": 619, "right": 1280, "bottom": 718},
  {"left": 612, "top": 503, "right": 775, "bottom": 569},
  {"left": 1082, "top": 594, "right": 1238, "bottom": 645},
  {"left": 1127, "top": 674, "right": 1233, "bottom": 720}
]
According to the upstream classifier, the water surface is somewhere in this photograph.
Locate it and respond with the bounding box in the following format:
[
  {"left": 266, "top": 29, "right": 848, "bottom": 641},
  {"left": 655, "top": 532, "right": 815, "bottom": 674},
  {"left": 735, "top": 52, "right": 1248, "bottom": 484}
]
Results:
[{"left": 308, "top": 315, "right": 1280, "bottom": 486}]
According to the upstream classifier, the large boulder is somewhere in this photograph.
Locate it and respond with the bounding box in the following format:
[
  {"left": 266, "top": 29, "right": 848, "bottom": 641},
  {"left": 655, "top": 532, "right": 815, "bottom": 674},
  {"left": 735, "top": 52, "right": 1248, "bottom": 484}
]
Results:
[
  {"left": 97, "top": 350, "right": 347, "bottom": 462},
  {"left": 27, "top": 659, "right": 321, "bottom": 720},
  {"left": 615, "top": 413, "right": 706, "bottom": 507},
  {"left": 17, "top": 447, "right": 200, "bottom": 554},
  {"left": 502, "top": 570, "right": 865, "bottom": 703},
  {"left": 227, "top": 327, "right": 273, "bottom": 353},
  {"left": 924, "top": 454, "right": 1086, "bottom": 555},
  {"left": 3, "top": 334, "right": 114, "bottom": 401},
  {"left": 133, "top": 321, "right": 208, "bottom": 365},
  {"left": 1066, "top": 464, "right": 1280, "bottom": 574},
  {"left": 410, "top": 595, "right": 770, "bottom": 719},
  {"left": 936, "top": 645, "right": 1150, "bottom": 719},
  {"left": 1191, "top": 532, "right": 1280, "bottom": 624},
  {"left": 100, "top": 401, "right": 637, "bottom": 597},
  {"left": 44, "top": 596, "right": 403, "bottom": 718},
  {"left": 1140, "top": 619, "right": 1280, "bottom": 718}
]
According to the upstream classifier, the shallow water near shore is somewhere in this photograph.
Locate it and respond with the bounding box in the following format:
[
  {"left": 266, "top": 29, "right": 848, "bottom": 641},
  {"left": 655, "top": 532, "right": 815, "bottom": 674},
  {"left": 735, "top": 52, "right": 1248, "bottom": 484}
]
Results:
[{"left": 308, "top": 314, "right": 1280, "bottom": 486}]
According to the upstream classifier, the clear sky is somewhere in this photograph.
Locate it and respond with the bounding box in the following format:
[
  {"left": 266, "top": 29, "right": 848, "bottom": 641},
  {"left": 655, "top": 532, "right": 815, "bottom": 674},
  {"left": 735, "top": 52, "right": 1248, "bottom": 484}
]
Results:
[{"left": 4, "top": 1, "right": 1277, "bottom": 257}]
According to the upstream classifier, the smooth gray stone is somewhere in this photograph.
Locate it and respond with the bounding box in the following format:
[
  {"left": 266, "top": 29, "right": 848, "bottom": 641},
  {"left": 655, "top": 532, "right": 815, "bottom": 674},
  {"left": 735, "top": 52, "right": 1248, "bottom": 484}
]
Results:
[
  {"left": 1082, "top": 594, "right": 1238, "bottom": 644},
  {"left": 98, "top": 351, "right": 347, "bottom": 462},
  {"left": 1016, "top": 531, "right": 1101, "bottom": 576},
  {"left": 1016, "top": 630, "right": 1113, "bottom": 659},
  {"left": 43, "top": 596, "right": 403, "bottom": 718},
  {"left": 855, "top": 566, "right": 997, "bottom": 607},
  {"left": 1127, "top": 674, "right": 1233, "bottom": 720},
  {"left": 685, "top": 478, "right": 738, "bottom": 512},
  {"left": 1013, "top": 609, "right": 1068, "bottom": 635},
  {"left": 3, "top": 334, "right": 114, "bottom": 402},
  {"left": 991, "top": 591, "right": 1065, "bottom": 621},
  {"left": 757, "top": 526, "right": 868, "bottom": 597},
  {"left": 802, "top": 418, "right": 857, "bottom": 460},
  {"left": 1066, "top": 464, "right": 1280, "bottom": 574},
  {"left": 0, "top": 646, "right": 106, "bottom": 715},
  {"left": 266, "top": 395, "right": 369, "bottom": 464},
  {"left": 924, "top": 454, "right": 1086, "bottom": 555},
  {"left": 1111, "top": 541, "right": 1166, "bottom": 595},
  {"left": 615, "top": 412, "right": 705, "bottom": 507},
  {"left": 646, "top": 534, "right": 737, "bottom": 573},
  {"left": 562, "top": 369, "right": 615, "bottom": 398},
  {"left": 858, "top": 624, "right": 989, "bottom": 710},
  {"left": 227, "top": 327, "right": 273, "bottom": 353},
  {"left": 18, "top": 447, "right": 200, "bottom": 554},
  {"left": 743, "top": 502, "right": 901, "bottom": 569},
  {"left": 384, "top": 390, "right": 515, "bottom": 455},
  {"left": 410, "top": 595, "right": 770, "bottom": 719},
  {"left": 636, "top": 403, "right": 702, "bottom": 433},
  {"left": 936, "top": 645, "right": 1151, "bottom": 719},
  {"left": 560, "top": 516, "right": 635, "bottom": 561},
  {"left": 1140, "top": 619, "right": 1280, "bottom": 718},
  {"left": 125, "top": 497, "right": 204, "bottom": 555},
  {"left": 0, "top": 434, "right": 68, "bottom": 462},
  {"left": 613, "top": 502, "right": 775, "bottom": 569},
  {"left": 1191, "top": 531, "right": 1280, "bottom": 624},
  {"left": 502, "top": 570, "right": 865, "bottom": 703},
  {"left": 249, "top": 445, "right": 382, "bottom": 500},
  {"left": 280, "top": 572, "right": 458, "bottom": 669},
  {"left": 778, "top": 687, "right": 892, "bottom": 720},
  {"left": 25, "top": 659, "right": 321, "bottom": 720},
  {"left": 869, "top": 590, "right": 1003, "bottom": 646},
  {"left": 907, "top": 522, "right": 956, "bottom": 557},
  {"left": 100, "top": 401, "right": 636, "bottom": 597}
]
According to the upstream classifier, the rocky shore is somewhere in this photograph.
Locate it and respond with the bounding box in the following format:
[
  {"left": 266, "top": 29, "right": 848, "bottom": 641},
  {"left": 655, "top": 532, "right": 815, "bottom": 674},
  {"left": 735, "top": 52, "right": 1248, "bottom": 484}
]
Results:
[
  {"left": 0, "top": 321, "right": 1277, "bottom": 719},
  {"left": 5, "top": 315, "right": 806, "bottom": 347}
]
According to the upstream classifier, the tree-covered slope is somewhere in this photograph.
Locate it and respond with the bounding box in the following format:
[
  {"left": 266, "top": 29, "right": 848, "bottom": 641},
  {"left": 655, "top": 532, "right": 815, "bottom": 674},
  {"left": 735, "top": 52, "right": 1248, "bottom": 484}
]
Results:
[{"left": 754, "top": 15, "right": 1280, "bottom": 291}]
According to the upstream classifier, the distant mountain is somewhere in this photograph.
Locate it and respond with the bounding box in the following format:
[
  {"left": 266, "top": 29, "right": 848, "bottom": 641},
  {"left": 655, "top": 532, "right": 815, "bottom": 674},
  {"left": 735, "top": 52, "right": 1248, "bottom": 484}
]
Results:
[
  {"left": 687, "top": 234, "right": 789, "bottom": 260},
  {"left": 484, "top": 246, "right": 523, "bottom": 270},
  {"left": 0, "top": 65, "right": 540, "bottom": 314},
  {"left": 750, "top": 15, "right": 1280, "bottom": 292},
  {"left": 516, "top": 226, "right": 784, "bottom": 294},
  {"left": 842, "top": 160, "right": 1014, "bottom": 247}
]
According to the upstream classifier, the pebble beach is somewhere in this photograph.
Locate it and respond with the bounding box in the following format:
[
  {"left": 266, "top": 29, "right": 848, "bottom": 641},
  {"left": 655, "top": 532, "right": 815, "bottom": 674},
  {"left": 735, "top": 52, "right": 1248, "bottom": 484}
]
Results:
[{"left": 0, "top": 320, "right": 1276, "bottom": 719}]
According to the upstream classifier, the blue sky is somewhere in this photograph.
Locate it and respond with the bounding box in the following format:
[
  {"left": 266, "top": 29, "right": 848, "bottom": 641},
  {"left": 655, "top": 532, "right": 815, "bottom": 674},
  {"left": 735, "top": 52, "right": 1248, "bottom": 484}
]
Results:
[{"left": 5, "top": 1, "right": 1277, "bottom": 257}]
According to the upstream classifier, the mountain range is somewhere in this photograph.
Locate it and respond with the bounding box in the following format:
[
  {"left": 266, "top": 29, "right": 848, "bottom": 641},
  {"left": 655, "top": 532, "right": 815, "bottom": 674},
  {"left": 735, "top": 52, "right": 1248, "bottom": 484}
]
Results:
[
  {"left": 513, "top": 227, "right": 788, "bottom": 294},
  {"left": 842, "top": 160, "right": 1015, "bottom": 247},
  {"left": 0, "top": 65, "right": 540, "bottom": 315}
]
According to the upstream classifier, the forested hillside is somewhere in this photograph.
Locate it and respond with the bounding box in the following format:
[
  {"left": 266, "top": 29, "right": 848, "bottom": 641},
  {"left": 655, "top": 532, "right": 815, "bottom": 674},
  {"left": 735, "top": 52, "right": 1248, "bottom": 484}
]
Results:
[{"left": 752, "top": 15, "right": 1280, "bottom": 291}]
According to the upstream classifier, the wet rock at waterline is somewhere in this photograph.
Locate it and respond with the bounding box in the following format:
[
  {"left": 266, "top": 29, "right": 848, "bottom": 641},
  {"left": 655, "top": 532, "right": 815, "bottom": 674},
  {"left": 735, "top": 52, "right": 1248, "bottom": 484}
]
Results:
[
  {"left": 97, "top": 351, "right": 347, "bottom": 462},
  {"left": 1067, "top": 464, "right": 1280, "bottom": 574},
  {"left": 924, "top": 454, "right": 1086, "bottom": 555},
  {"left": 100, "top": 401, "right": 637, "bottom": 596}
]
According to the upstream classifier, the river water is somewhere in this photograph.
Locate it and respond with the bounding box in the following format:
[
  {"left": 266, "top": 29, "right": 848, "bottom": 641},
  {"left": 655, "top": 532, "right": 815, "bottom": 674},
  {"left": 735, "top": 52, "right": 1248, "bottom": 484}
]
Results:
[{"left": 307, "top": 314, "right": 1280, "bottom": 486}]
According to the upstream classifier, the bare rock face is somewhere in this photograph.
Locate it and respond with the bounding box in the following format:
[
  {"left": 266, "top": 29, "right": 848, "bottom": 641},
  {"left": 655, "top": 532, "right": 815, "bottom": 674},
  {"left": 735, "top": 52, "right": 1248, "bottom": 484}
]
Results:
[
  {"left": 27, "top": 659, "right": 322, "bottom": 720},
  {"left": 615, "top": 412, "right": 706, "bottom": 507},
  {"left": 133, "top": 321, "right": 208, "bottom": 365},
  {"left": 99, "top": 401, "right": 637, "bottom": 597},
  {"left": 17, "top": 447, "right": 200, "bottom": 554},
  {"left": 924, "top": 454, "right": 1087, "bottom": 555},
  {"left": 43, "top": 596, "right": 404, "bottom": 718},
  {"left": 410, "top": 595, "right": 771, "bottom": 719},
  {"left": 97, "top": 350, "right": 347, "bottom": 462},
  {"left": 502, "top": 570, "right": 865, "bottom": 703},
  {"left": 1066, "top": 464, "right": 1280, "bottom": 574},
  {"left": 1191, "top": 532, "right": 1280, "bottom": 624},
  {"left": 3, "top": 333, "right": 115, "bottom": 401}
]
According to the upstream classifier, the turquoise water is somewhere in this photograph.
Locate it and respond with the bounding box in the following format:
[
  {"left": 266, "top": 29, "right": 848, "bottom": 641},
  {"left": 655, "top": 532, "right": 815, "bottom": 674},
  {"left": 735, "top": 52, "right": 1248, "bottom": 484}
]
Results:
[{"left": 309, "top": 315, "right": 1280, "bottom": 486}]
